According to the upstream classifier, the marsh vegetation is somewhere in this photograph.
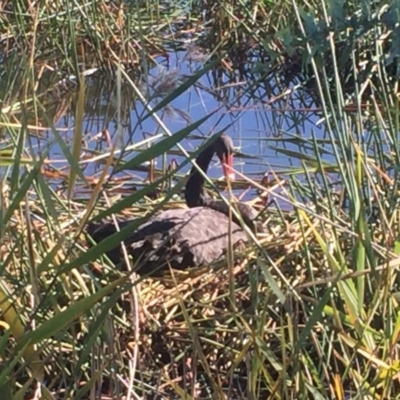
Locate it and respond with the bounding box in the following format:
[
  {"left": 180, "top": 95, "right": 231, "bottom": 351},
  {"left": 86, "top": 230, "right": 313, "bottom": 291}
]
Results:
[{"left": 1, "top": 0, "right": 400, "bottom": 399}]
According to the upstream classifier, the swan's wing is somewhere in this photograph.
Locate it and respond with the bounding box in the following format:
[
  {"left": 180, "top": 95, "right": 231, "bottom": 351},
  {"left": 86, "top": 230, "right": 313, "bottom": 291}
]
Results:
[{"left": 88, "top": 208, "right": 247, "bottom": 272}]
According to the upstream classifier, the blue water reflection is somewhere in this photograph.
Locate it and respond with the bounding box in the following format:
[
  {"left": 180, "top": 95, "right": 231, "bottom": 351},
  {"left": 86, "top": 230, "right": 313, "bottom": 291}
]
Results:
[{"left": 46, "top": 51, "right": 332, "bottom": 204}]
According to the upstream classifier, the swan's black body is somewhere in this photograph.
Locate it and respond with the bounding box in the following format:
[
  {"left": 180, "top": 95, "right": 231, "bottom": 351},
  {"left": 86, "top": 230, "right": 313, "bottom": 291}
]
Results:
[{"left": 87, "top": 134, "right": 259, "bottom": 272}]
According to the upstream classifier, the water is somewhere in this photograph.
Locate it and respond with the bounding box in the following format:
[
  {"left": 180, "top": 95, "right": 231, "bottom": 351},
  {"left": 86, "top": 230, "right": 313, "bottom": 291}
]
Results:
[{"left": 25, "top": 51, "right": 334, "bottom": 205}]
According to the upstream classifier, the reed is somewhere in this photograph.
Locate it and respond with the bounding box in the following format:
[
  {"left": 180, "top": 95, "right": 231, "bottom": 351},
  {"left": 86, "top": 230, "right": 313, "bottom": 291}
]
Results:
[{"left": 0, "top": 0, "right": 400, "bottom": 398}]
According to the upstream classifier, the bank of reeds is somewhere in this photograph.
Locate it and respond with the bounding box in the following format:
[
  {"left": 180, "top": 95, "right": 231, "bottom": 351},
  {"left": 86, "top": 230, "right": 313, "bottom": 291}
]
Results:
[{"left": 1, "top": 0, "right": 397, "bottom": 90}]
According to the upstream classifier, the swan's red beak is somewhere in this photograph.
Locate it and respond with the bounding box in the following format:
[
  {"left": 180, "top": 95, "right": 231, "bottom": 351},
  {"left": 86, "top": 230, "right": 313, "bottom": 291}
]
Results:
[{"left": 222, "top": 153, "right": 235, "bottom": 181}]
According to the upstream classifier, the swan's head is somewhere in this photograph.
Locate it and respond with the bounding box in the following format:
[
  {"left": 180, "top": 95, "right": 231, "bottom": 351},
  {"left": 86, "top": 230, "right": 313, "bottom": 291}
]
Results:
[{"left": 215, "top": 133, "right": 235, "bottom": 181}]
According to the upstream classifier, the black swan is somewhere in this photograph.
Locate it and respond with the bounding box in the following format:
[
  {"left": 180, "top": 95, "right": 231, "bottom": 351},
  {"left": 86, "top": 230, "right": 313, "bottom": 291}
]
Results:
[{"left": 87, "top": 133, "right": 260, "bottom": 273}]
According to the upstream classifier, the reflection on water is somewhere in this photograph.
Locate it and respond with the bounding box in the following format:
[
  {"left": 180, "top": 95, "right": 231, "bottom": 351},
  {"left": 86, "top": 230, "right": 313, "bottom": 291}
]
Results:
[{"left": 8, "top": 51, "right": 336, "bottom": 205}]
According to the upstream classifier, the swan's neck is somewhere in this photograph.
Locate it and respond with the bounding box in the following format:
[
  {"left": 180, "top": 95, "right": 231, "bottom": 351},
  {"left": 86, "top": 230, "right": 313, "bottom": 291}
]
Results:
[
  {"left": 185, "top": 146, "right": 214, "bottom": 208},
  {"left": 184, "top": 146, "right": 258, "bottom": 232}
]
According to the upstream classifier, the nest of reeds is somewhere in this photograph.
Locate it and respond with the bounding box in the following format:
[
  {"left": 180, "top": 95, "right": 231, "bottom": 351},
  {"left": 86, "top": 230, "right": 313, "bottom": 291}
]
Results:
[
  {"left": 3, "top": 178, "right": 399, "bottom": 398},
  {"left": 81, "top": 204, "right": 346, "bottom": 398}
]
